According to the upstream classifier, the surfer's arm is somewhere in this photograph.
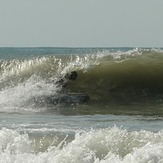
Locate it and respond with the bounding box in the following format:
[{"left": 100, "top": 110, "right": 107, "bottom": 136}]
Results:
[{"left": 56, "top": 77, "right": 69, "bottom": 88}]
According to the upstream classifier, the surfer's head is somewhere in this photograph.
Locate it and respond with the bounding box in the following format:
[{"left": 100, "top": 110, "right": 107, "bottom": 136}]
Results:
[{"left": 69, "top": 71, "right": 77, "bottom": 80}]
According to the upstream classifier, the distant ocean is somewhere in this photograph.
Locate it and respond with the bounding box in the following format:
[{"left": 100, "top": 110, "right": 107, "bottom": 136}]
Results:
[{"left": 0, "top": 47, "right": 163, "bottom": 163}]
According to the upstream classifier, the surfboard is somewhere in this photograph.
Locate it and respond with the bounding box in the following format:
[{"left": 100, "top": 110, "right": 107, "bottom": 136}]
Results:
[{"left": 33, "top": 93, "right": 89, "bottom": 105}]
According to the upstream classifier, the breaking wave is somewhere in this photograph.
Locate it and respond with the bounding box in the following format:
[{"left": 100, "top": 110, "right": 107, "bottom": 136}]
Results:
[
  {"left": 0, "top": 48, "right": 163, "bottom": 112},
  {"left": 0, "top": 126, "right": 163, "bottom": 163}
]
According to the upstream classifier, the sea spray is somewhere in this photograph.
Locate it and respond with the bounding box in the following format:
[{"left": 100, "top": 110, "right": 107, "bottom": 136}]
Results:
[
  {"left": 0, "top": 127, "right": 163, "bottom": 163},
  {"left": 0, "top": 48, "right": 163, "bottom": 113}
]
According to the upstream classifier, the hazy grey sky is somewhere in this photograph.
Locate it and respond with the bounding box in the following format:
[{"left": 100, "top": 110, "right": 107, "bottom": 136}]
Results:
[{"left": 0, "top": 0, "right": 163, "bottom": 47}]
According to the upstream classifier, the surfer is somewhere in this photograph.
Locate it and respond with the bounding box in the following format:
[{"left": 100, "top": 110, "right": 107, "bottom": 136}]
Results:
[{"left": 56, "top": 71, "right": 77, "bottom": 91}]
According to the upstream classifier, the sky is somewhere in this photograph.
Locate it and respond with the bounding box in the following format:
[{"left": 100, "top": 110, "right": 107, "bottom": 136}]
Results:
[{"left": 0, "top": 0, "right": 163, "bottom": 47}]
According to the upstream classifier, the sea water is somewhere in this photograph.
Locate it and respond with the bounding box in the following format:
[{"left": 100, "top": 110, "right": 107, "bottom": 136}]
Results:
[{"left": 0, "top": 47, "right": 163, "bottom": 163}]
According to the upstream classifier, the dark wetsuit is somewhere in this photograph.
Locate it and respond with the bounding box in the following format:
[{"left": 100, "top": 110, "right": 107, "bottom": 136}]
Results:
[{"left": 56, "top": 71, "right": 77, "bottom": 92}]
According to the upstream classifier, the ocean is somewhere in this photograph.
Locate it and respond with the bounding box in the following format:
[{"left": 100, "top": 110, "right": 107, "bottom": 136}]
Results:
[{"left": 0, "top": 47, "right": 163, "bottom": 163}]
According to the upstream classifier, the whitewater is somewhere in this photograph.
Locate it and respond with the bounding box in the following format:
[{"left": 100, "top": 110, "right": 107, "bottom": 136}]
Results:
[{"left": 0, "top": 47, "right": 163, "bottom": 163}]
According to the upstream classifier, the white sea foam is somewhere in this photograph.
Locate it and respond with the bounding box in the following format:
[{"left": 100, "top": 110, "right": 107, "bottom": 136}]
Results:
[
  {"left": 0, "top": 127, "right": 163, "bottom": 163},
  {"left": 0, "top": 75, "right": 59, "bottom": 112}
]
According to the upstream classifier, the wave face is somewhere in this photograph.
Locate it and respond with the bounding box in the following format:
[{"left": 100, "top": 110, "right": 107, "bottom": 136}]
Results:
[
  {"left": 0, "top": 47, "right": 163, "bottom": 113},
  {"left": 69, "top": 49, "right": 163, "bottom": 103}
]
